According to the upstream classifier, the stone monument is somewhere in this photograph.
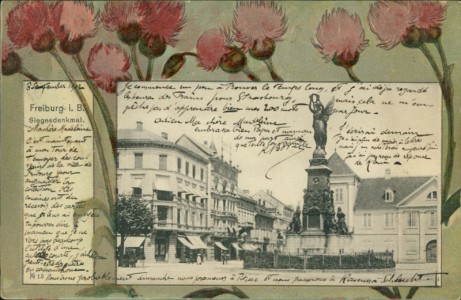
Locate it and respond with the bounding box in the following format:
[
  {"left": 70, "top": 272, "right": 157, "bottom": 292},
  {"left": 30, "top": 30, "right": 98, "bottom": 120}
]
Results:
[{"left": 286, "top": 94, "right": 352, "bottom": 254}]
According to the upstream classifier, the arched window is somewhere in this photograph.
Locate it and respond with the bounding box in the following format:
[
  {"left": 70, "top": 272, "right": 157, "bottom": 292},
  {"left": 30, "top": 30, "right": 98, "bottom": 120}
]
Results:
[
  {"left": 427, "top": 191, "right": 437, "bottom": 200},
  {"left": 384, "top": 189, "right": 394, "bottom": 202}
]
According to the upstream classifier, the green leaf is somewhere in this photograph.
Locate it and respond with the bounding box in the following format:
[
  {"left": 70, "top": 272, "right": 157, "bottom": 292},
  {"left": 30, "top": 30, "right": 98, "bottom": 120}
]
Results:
[
  {"left": 75, "top": 284, "right": 138, "bottom": 298},
  {"left": 74, "top": 197, "right": 111, "bottom": 229},
  {"left": 448, "top": 64, "right": 454, "bottom": 76},
  {"left": 442, "top": 189, "right": 461, "bottom": 226},
  {"left": 92, "top": 226, "right": 116, "bottom": 251},
  {"left": 183, "top": 287, "right": 248, "bottom": 298}
]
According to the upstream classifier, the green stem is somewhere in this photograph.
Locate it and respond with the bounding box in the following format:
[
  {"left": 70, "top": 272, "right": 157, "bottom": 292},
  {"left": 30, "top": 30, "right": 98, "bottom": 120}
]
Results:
[
  {"left": 182, "top": 52, "right": 198, "bottom": 58},
  {"left": 434, "top": 39, "right": 456, "bottom": 202},
  {"left": 50, "top": 48, "right": 115, "bottom": 217},
  {"left": 146, "top": 58, "right": 154, "bottom": 81},
  {"left": 19, "top": 67, "right": 39, "bottom": 81},
  {"left": 73, "top": 53, "right": 117, "bottom": 154},
  {"left": 345, "top": 67, "right": 361, "bottom": 82},
  {"left": 419, "top": 43, "right": 443, "bottom": 86},
  {"left": 263, "top": 58, "right": 284, "bottom": 81},
  {"left": 242, "top": 66, "right": 261, "bottom": 82},
  {"left": 129, "top": 44, "right": 144, "bottom": 80}
]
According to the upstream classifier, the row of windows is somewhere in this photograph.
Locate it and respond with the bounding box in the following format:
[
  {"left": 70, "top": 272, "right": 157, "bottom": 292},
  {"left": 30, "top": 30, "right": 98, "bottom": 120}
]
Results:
[
  {"left": 122, "top": 153, "right": 206, "bottom": 182},
  {"left": 363, "top": 211, "right": 437, "bottom": 228}
]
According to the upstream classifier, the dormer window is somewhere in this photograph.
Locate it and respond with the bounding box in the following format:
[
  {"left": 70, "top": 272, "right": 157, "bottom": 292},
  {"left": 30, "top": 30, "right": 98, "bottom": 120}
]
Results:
[
  {"left": 384, "top": 189, "right": 394, "bottom": 202},
  {"left": 427, "top": 191, "right": 437, "bottom": 200}
]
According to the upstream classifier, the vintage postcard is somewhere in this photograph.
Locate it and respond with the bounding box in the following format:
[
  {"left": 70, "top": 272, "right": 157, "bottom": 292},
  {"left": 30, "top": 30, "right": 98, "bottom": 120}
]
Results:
[{"left": 1, "top": 1, "right": 461, "bottom": 299}]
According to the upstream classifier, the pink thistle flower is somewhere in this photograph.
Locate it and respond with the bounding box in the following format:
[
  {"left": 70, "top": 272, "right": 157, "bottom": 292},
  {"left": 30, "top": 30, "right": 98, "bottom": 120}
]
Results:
[
  {"left": 140, "top": 1, "right": 186, "bottom": 47},
  {"left": 233, "top": 1, "right": 288, "bottom": 52},
  {"left": 53, "top": 1, "right": 99, "bottom": 42},
  {"left": 7, "top": 1, "right": 56, "bottom": 52},
  {"left": 313, "top": 8, "right": 368, "bottom": 66},
  {"left": 368, "top": 1, "right": 416, "bottom": 50},
  {"left": 101, "top": 1, "right": 145, "bottom": 32},
  {"left": 87, "top": 43, "right": 132, "bottom": 94},
  {"left": 196, "top": 28, "right": 233, "bottom": 72},
  {"left": 410, "top": 1, "right": 447, "bottom": 30}
]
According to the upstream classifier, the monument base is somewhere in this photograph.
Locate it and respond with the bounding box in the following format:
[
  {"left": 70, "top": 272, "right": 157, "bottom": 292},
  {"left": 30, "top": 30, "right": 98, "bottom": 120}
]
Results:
[{"left": 285, "top": 232, "right": 353, "bottom": 255}]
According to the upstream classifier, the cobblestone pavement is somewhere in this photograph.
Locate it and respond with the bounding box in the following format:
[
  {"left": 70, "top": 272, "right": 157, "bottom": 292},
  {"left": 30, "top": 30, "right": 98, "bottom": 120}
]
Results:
[{"left": 117, "top": 260, "right": 440, "bottom": 286}]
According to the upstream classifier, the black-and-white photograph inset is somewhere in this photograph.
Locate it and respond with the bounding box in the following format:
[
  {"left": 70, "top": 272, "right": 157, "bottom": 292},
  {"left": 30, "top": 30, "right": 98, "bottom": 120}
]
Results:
[{"left": 115, "top": 81, "right": 441, "bottom": 286}]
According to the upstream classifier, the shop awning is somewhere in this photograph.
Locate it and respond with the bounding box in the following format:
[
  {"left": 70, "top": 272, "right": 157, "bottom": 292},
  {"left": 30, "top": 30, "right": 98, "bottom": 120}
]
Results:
[
  {"left": 240, "top": 243, "right": 258, "bottom": 251},
  {"left": 232, "top": 243, "right": 242, "bottom": 251},
  {"left": 215, "top": 242, "right": 228, "bottom": 251},
  {"left": 124, "top": 237, "right": 146, "bottom": 248},
  {"left": 178, "top": 237, "right": 196, "bottom": 249},
  {"left": 178, "top": 184, "right": 194, "bottom": 195},
  {"left": 154, "top": 177, "right": 172, "bottom": 191},
  {"left": 187, "top": 235, "right": 207, "bottom": 249}
]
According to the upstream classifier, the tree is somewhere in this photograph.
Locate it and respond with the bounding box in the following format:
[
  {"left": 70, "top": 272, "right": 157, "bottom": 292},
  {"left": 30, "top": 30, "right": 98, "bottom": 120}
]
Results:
[{"left": 116, "top": 195, "right": 153, "bottom": 258}]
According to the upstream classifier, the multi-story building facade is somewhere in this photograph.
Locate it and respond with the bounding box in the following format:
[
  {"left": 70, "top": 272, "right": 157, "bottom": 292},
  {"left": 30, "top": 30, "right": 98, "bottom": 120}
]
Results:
[
  {"left": 328, "top": 152, "right": 439, "bottom": 263},
  {"left": 117, "top": 122, "right": 210, "bottom": 263},
  {"left": 253, "top": 190, "right": 294, "bottom": 251},
  {"left": 176, "top": 135, "right": 240, "bottom": 260}
]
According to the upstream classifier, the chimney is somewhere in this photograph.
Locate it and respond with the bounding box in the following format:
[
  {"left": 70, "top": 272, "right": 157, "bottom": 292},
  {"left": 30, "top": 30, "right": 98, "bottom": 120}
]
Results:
[
  {"left": 204, "top": 141, "right": 208, "bottom": 146},
  {"left": 161, "top": 132, "right": 168, "bottom": 140},
  {"left": 243, "top": 189, "right": 250, "bottom": 194},
  {"left": 136, "top": 121, "right": 143, "bottom": 131},
  {"left": 267, "top": 189, "right": 272, "bottom": 196},
  {"left": 385, "top": 168, "right": 391, "bottom": 180}
]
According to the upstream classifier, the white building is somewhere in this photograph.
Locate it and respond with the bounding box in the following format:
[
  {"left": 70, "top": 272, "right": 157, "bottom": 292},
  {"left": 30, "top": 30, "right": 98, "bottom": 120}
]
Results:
[
  {"left": 329, "top": 152, "right": 439, "bottom": 263},
  {"left": 117, "top": 122, "right": 210, "bottom": 263}
]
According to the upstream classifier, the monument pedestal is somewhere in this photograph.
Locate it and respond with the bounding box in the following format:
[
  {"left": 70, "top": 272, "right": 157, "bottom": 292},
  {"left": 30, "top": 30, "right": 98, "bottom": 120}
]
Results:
[{"left": 286, "top": 232, "right": 353, "bottom": 255}]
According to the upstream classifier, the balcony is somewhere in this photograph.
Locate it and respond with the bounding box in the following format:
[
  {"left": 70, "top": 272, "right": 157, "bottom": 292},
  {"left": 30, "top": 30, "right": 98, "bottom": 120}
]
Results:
[
  {"left": 211, "top": 209, "right": 238, "bottom": 219},
  {"left": 154, "top": 221, "right": 209, "bottom": 233}
]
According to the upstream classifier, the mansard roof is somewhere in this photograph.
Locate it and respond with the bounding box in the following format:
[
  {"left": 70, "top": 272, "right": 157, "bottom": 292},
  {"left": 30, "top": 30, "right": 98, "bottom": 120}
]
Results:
[
  {"left": 354, "top": 176, "right": 433, "bottom": 210},
  {"left": 118, "top": 128, "right": 174, "bottom": 146},
  {"left": 328, "top": 152, "right": 359, "bottom": 179}
]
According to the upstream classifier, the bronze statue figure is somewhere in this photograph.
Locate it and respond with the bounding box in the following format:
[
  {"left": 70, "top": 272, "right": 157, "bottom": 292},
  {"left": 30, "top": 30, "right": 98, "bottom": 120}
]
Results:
[
  {"left": 336, "top": 207, "right": 349, "bottom": 235},
  {"left": 309, "top": 94, "right": 334, "bottom": 154}
]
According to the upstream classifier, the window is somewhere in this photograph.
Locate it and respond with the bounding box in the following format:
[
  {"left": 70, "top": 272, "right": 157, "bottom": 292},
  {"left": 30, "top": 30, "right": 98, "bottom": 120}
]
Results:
[
  {"left": 430, "top": 211, "right": 437, "bottom": 227},
  {"left": 407, "top": 212, "right": 418, "bottom": 228},
  {"left": 384, "top": 189, "right": 394, "bottom": 202},
  {"left": 157, "top": 190, "right": 173, "bottom": 201},
  {"left": 335, "top": 188, "right": 343, "bottom": 202},
  {"left": 116, "top": 152, "right": 120, "bottom": 168},
  {"left": 200, "top": 213, "right": 203, "bottom": 226},
  {"left": 185, "top": 162, "right": 190, "bottom": 176},
  {"left": 385, "top": 213, "right": 394, "bottom": 228},
  {"left": 157, "top": 206, "right": 168, "bottom": 221},
  {"left": 200, "top": 168, "right": 204, "bottom": 181},
  {"left": 192, "top": 212, "right": 195, "bottom": 226},
  {"left": 134, "top": 153, "right": 143, "bottom": 168},
  {"left": 363, "top": 213, "right": 371, "bottom": 228},
  {"left": 427, "top": 191, "right": 437, "bottom": 200},
  {"left": 177, "top": 158, "right": 182, "bottom": 173},
  {"left": 159, "top": 155, "right": 167, "bottom": 170},
  {"left": 177, "top": 209, "right": 181, "bottom": 224},
  {"left": 192, "top": 165, "right": 196, "bottom": 178},
  {"left": 132, "top": 187, "right": 142, "bottom": 197}
]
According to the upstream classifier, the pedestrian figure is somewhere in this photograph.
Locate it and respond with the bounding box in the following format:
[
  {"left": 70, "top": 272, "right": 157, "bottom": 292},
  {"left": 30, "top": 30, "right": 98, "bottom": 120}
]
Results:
[
  {"left": 197, "top": 251, "right": 202, "bottom": 265},
  {"left": 139, "top": 251, "right": 146, "bottom": 268},
  {"left": 222, "top": 251, "right": 226, "bottom": 265}
]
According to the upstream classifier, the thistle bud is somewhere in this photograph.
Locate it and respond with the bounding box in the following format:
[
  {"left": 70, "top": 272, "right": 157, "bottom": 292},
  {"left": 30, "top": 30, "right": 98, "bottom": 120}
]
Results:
[
  {"left": 332, "top": 52, "right": 359, "bottom": 68},
  {"left": 2, "top": 51, "right": 21, "bottom": 76},
  {"left": 60, "top": 37, "right": 84, "bottom": 55},
  {"left": 31, "top": 31, "right": 56, "bottom": 53},
  {"left": 401, "top": 26, "right": 423, "bottom": 49},
  {"left": 138, "top": 36, "right": 167, "bottom": 59},
  {"left": 422, "top": 27, "right": 442, "bottom": 43},
  {"left": 162, "top": 54, "right": 186, "bottom": 79},
  {"left": 219, "top": 47, "right": 247, "bottom": 74},
  {"left": 250, "top": 37, "right": 276, "bottom": 60},
  {"left": 117, "top": 23, "right": 142, "bottom": 45}
]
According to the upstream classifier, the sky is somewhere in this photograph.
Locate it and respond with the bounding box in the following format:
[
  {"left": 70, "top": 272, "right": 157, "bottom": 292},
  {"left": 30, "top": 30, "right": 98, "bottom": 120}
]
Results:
[{"left": 118, "top": 81, "right": 441, "bottom": 208}]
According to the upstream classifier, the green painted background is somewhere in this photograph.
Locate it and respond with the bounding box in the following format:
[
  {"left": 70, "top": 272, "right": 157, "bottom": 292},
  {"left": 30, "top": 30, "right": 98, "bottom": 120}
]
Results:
[{"left": 1, "top": 1, "right": 461, "bottom": 299}]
